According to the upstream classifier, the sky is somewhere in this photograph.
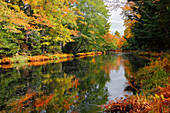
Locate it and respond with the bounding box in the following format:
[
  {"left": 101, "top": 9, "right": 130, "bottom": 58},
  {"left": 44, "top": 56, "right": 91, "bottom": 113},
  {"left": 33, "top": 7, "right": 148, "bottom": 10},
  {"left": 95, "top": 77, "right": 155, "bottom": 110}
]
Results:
[{"left": 106, "top": 0, "right": 127, "bottom": 35}]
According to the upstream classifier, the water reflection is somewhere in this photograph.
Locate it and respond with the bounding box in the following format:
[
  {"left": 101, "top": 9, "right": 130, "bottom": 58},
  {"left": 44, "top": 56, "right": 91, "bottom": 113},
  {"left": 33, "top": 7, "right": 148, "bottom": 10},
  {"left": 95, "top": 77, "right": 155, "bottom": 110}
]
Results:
[
  {"left": 0, "top": 52, "right": 147, "bottom": 112},
  {"left": 105, "top": 53, "right": 147, "bottom": 100}
]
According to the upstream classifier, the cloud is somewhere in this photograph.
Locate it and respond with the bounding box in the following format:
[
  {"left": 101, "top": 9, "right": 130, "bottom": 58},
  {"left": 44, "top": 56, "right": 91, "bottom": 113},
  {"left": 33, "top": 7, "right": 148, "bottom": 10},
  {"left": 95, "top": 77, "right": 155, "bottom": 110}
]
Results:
[
  {"left": 107, "top": 0, "right": 126, "bottom": 35},
  {"left": 109, "top": 20, "right": 125, "bottom": 34}
]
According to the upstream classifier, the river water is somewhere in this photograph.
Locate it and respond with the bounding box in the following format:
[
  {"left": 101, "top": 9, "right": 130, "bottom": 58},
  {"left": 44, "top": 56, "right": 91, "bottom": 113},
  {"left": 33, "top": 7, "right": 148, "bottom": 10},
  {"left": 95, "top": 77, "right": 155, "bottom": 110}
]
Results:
[{"left": 0, "top": 52, "right": 147, "bottom": 112}]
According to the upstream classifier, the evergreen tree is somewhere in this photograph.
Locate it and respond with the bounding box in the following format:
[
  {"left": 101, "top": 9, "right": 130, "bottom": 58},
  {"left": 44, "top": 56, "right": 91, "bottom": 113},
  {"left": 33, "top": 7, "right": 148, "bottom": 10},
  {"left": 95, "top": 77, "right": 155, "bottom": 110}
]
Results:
[{"left": 123, "top": 0, "right": 170, "bottom": 51}]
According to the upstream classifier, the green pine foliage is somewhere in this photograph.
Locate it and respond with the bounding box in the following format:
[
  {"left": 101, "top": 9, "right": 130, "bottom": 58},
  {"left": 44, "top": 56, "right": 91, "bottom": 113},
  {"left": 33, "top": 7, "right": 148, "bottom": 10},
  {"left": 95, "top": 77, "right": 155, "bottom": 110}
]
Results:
[{"left": 124, "top": 0, "right": 170, "bottom": 52}]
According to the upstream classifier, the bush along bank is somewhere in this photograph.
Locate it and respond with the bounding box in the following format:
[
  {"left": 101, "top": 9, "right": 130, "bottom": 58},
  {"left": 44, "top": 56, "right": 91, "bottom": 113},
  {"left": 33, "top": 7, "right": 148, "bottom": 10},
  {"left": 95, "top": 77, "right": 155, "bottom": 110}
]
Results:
[
  {"left": 0, "top": 54, "right": 74, "bottom": 64},
  {"left": 102, "top": 55, "right": 170, "bottom": 112},
  {"left": 0, "top": 51, "right": 105, "bottom": 68}
]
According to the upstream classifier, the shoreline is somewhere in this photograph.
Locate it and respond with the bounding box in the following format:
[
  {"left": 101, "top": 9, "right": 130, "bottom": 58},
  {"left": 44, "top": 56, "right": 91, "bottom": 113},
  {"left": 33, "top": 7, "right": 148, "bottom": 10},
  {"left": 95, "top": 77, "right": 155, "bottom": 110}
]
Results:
[{"left": 0, "top": 51, "right": 105, "bottom": 68}]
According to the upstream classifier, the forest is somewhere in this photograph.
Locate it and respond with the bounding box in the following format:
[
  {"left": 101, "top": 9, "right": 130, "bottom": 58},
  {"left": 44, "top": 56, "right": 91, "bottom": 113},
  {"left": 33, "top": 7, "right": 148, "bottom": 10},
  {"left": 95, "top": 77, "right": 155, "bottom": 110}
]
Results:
[
  {"left": 0, "top": 0, "right": 170, "bottom": 112},
  {"left": 122, "top": 0, "right": 169, "bottom": 52},
  {"left": 0, "top": 0, "right": 169, "bottom": 58},
  {"left": 0, "top": 0, "right": 120, "bottom": 58}
]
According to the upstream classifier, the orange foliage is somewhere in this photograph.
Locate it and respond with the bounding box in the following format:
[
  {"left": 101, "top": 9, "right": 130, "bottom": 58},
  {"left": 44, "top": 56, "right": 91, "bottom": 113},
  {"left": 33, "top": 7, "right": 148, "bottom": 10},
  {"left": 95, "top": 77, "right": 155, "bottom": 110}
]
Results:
[
  {"left": 103, "top": 31, "right": 127, "bottom": 49},
  {"left": 121, "top": 4, "right": 132, "bottom": 11},
  {"left": 19, "top": 93, "right": 36, "bottom": 104},
  {"left": 103, "top": 32, "right": 118, "bottom": 44},
  {"left": 70, "top": 28, "right": 80, "bottom": 36},
  {"left": 0, "top": 52, "right": 104, "bottom": 69},
  {"left": 1, "top": 57, "right": 12, "bottom": 63},
  {"left": 1, "top": 64, "right": 12, "bottom": 69},
  {"left": 157, "top": 85, "right": 170, "bottom": 102},
  {"left": 72, "top": 78, "right": 80, "bottom": 89},
  {"left": 117, "top": 36, "right": 126, "bottom": 49},
  {"left": 64, "top": 100, "right": 71, "bottom": 110},
  {"left": 0, "top": 54, "right": 75, "bottom": 68},
  {"left": 35, "top": 94, "right": 54, "bottom": 107},
  {"left": 95, "top": 51, "right": 102, "bottom": 55},
  {"left": 28, "top": 61, "right": 49, "bottom": 66},
  {"left": 76, "top": 52, "right": 102, "bottom": 56},
  {"left": 89, "top": 31, "right": 95, "bottom": 34},
  {"left": 90, "top": 58, "right": 96, "bottom": 64},
  {"left": 88, "top": 24, "right": 93, "bottom": 28},
  {"left": 75, "top": 56, "right": 86, "bottom": 59},
  {"left": 28, "top": 55, "right": 50, "bottom": 62},
  {"left": 103, "top": 85, "right": 170, "bottom": 112},
  {"left": 69, "top": 0, "right": 77, "bottom": 4},
  {"left": 62, "top": 6, "right": 70, "bottom": 12},
  {"left": 101, "top": 65, "right": 114, "bottom": 74},
  {"left": 62, "top": 13, "right": 67, "bottom": 17},
  {"left": 10, "top": 92, "right": 37, "bottom": 111}
]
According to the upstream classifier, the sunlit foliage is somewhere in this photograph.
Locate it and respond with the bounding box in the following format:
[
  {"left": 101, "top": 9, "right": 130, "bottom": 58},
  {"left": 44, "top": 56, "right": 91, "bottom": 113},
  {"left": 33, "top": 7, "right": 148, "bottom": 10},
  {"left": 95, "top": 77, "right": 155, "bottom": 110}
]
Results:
[{"left": 0, "top": 0, "right": 115, "bottom": 57}]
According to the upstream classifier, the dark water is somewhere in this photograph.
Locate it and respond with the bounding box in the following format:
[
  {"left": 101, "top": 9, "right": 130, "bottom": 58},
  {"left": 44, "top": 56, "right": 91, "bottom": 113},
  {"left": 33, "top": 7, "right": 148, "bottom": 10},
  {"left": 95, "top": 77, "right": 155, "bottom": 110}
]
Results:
[{"left": 0, "top": 52, "right": 147, "bottom": 112}]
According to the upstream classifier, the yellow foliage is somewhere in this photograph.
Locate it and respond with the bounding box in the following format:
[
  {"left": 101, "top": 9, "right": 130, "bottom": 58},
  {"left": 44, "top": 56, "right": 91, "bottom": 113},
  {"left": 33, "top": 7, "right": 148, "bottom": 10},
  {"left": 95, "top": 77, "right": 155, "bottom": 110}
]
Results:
[
  {"left": 136, "top": 14, "right": 141, "bottom": 18},
  {"left": 126, "top": 33, "right": 132, "bottom": 38},
  {"left": 89, "top": 31, "right": 95, "bottom": 34},
  {"left": 122, "top": 5, "right": 132, "bottom": 11},
  {"left": 11, "top": 5, "right": 20, "bottom": 11},
  {"left": 90, "top": 58, "right": 96, "bottom": 63}
]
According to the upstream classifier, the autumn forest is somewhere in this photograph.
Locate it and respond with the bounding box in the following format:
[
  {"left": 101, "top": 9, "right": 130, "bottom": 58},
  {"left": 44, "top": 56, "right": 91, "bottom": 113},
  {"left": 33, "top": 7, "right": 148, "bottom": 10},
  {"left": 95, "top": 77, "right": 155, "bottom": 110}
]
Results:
[{"left": 0, "top": 0, "right": 170, "bottom": 112}]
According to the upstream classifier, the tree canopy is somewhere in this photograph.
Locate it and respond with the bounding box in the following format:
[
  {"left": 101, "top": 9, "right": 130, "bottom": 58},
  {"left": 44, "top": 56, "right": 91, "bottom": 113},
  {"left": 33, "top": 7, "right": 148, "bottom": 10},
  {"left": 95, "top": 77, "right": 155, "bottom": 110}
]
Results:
[
  {"left": 1, "top": 0, "right": 168, "bottom": 58},
  {"left": 0, "top": 0, "right": 120, "bottom": 58}
]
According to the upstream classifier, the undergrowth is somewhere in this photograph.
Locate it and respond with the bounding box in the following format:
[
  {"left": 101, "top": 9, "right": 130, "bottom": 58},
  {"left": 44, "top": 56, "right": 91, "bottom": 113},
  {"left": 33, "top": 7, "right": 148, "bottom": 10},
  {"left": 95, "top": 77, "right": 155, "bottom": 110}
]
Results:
[{"left": 103, "top": 55, "right": 170, "bottom": 112}]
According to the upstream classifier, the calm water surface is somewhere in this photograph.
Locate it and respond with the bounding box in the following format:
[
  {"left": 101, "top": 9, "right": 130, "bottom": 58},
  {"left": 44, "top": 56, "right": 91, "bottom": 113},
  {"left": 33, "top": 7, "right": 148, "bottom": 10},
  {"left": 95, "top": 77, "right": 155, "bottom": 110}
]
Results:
[{"left": 0, "top": 52, "right": 147, "bottom": 112}]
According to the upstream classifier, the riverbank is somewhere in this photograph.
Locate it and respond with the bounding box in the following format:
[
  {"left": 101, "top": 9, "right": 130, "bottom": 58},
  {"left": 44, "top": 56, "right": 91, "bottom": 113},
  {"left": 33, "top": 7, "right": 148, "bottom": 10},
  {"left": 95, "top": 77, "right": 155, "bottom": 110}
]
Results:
[
  {"left": 0, "top": 51, "right": 105, "bottom": 68},
  {"left": 102, "top": 53, "right": 170, "bottom": 112}
]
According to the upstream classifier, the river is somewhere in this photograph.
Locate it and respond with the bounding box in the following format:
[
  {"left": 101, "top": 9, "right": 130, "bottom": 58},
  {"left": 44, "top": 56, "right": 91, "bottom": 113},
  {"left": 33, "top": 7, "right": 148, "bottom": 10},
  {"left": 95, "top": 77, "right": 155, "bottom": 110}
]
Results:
[{"left": 0, "top": 52, "right": 147, "bottom": 112}]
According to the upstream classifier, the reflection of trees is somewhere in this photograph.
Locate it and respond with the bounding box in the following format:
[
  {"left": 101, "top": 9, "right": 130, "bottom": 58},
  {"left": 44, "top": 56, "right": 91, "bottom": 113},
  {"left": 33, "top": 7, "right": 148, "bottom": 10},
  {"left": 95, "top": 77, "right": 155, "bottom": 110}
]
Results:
[
  {"left": 98, "top": 54, "right": 118, "bottom": 74},
  {"left": 1, "top": 55, "right": 112, "bottom": 112},
  {"left": 2, "top": 75, "right": 80, "bottom": 112},
  {"left": 121, "top": 54, "right": 148, "bottom": 95},
  {"left": 62, "top": 57, "right": 111, "bottom": 112},
  {"left": 0, "top": 63, "right": 64, "bottom": 111},
  {"left": 100, "top": 52, "right": 147, "bottom": 95},
  {"left": 62, "top": 53, "right": 147, "bottom": 111},
  {"left": 62, "top": 54, "right": 128, "bottom": 112},
  {"left": 0, "top": 53, "right": 148, "bottom": 112}
]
